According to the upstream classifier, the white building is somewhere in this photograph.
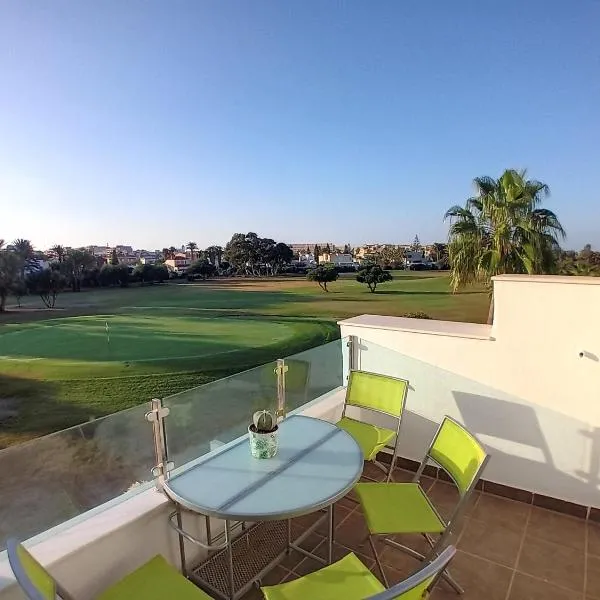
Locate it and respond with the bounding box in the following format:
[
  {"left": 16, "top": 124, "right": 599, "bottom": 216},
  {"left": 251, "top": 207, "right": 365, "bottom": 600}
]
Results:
[{"left": 318, "top": 253, "right": 356, "bottom": 267}]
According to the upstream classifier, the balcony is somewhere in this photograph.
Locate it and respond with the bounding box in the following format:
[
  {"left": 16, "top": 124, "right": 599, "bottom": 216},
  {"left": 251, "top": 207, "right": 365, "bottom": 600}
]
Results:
[{"left": 1, "top": 275, "right": 599, "bottom": 599}]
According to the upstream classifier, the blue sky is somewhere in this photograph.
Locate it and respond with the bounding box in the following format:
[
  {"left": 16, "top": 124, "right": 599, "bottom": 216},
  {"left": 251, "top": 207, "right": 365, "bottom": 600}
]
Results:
[{"left": 1, "top": 1, "right": 598, "bottom": 250}]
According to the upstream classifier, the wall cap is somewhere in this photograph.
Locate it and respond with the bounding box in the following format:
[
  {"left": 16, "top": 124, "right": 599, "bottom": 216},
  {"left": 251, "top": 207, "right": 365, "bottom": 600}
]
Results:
[{"left": 338, "top": 314, "right": 492, "bottom": 340}]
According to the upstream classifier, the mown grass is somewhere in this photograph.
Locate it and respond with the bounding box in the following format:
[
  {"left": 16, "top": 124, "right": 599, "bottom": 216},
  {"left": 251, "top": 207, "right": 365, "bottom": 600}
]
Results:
[{"left": 0, "top": 272, "right": 487, "bottom": 447}]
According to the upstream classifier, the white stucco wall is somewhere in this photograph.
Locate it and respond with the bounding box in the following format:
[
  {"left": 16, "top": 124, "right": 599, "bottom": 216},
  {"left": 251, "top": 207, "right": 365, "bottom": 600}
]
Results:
[{"left": 339, "top": 274, "right": 600, "bottom": 508}]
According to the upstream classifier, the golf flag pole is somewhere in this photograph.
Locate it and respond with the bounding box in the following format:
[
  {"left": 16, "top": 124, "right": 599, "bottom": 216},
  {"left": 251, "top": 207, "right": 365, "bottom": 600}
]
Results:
[{"left": 106, "top": 321, "right": 110, "bottom": 346}]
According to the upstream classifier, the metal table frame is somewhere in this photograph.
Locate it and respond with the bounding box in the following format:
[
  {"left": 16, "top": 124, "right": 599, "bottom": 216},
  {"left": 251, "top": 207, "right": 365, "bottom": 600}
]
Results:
[{"left": 149, "top": 412, "right": 362, "bottom": 600}]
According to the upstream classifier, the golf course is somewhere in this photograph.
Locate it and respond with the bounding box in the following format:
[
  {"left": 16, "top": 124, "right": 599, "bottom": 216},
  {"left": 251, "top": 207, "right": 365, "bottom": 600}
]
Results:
[{"left": 0, "top": 271, "right": 488, "bottom": 447}]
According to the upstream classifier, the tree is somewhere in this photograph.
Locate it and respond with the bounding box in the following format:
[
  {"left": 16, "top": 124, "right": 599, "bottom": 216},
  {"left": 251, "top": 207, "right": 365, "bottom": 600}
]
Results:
[
  {"left": 51, "top": 245, "right": 67, "bottom": 263},
  {"left": 134, "top": 263, "right": 169, "bottom": 284},
  {"left": 186, "top": 241, "right": 198, "bottom": 261},
  {"left": 63, "top": 248, "right": 96, "bottom": 292},
  {"left": 99, "top": 264, "right": 129, "bottom": 287},
  {"left": 307, "top": 264, "right": 338, "bottom": 292},
  {"left": 26, "top": 266, "right": 66, "bottom": 308},
  {"left": 356, "top": 264, "right": 393, "bottom": 292},
  {"left": 325, "top": 243, "right": 331, "bottom": 254},
  {"left": 11, "top": 238, "right": 35, "bottom": 279},
  {"left": 188, "top": 259, "right": 218, "bottom": 280},
  {"left": 109, "top": 249, "right": 119, "bottom": 265},
  {"left": 411, "top": 235, "right": 421, "bottom": 252},
  {"left": 224, "top": 233, "right": 250, "bottom": 273},
  {"left": 445, "top": 169, "right": 565, "bottom": 322},
  {"left": 343, "top": 244, "right": 352, "bottom": 255},
  {"left": 431, "top": 243, "right": 448, "bottom": 263},
  {"left": 0, "top": 249, "right": 21, "bottom": 311},
  {"left": 266, "top": 243, "right": 294, "bottom": 275},
  {"left": 313, "top": 245, "right": 321, "bottom": 264},
  {"left": 205, "top": 245, "right": 223, "bottom": 266}
]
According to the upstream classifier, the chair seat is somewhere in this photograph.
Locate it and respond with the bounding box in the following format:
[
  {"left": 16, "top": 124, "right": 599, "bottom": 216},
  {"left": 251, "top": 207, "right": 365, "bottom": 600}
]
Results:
[
  {"left": 261, "top": 553, "right": 385, "bottom": 600},
  {"left": 355, "top": 483, "right": 446, "bottom": 535},
  {"left": 97, "top": 555, "right": 211, "bottom": 600},
  {"left": 337, "top": 417, "right": 396, "bottom": 460}
]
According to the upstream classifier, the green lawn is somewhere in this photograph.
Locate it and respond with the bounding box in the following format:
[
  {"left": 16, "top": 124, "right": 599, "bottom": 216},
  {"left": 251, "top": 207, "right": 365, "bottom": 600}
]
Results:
[{"left": 0, "top": 272, "right": 488, "bottom": 447}]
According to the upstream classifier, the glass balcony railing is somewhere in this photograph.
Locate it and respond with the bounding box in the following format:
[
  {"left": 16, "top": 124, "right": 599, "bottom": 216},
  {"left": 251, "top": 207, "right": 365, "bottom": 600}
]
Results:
[{"left": 0, "top": 338, "right": 348, "bottom": 550}]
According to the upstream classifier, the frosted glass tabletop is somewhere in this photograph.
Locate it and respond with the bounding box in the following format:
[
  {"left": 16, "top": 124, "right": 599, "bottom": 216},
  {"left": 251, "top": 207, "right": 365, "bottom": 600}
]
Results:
[{"left": 163, "top": 415, "right": 363, "bottom": 521}]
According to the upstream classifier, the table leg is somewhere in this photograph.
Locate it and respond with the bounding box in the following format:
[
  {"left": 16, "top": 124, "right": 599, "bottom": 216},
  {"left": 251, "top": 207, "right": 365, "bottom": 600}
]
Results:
[
  {"left": 205, "top": 515, "right": 212, "bottom": 546},
  {"left": 176, "top": 504, "right": 187, "bottom": 577},
  {"left": 327, "top": 504, "right": 334, "bottom": 564},
  {"left": 225, "top": 520, "right": 235, "bottom": 600}
]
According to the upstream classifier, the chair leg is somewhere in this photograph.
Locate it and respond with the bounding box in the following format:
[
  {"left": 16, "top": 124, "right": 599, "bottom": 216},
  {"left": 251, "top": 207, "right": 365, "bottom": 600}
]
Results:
[
  {"left": 369, "top": 535, "right": 388, "bottom": 587},
  {"left": 386, "top": 536, "right": 464, "bottom": 595}
]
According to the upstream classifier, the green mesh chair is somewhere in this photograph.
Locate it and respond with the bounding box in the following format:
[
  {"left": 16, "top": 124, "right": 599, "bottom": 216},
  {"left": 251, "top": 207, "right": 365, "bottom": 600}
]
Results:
[
  {"left": 6, "top": 538, "right": 212, "bottom": 600},
  {"left": 355, "top": 417, "right": 489, "bottom": 594},
  {"left": 337, "top": 370, "right": 409, "bottom": 482},
  {"left": 261, "top": 545, "right": 455, "bottom": 600}
]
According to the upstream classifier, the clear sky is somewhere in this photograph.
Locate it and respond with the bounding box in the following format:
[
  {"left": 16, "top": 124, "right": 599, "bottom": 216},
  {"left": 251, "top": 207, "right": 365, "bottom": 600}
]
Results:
[{"left": 1, "top": 1, "right": 598, "bottom": 251}]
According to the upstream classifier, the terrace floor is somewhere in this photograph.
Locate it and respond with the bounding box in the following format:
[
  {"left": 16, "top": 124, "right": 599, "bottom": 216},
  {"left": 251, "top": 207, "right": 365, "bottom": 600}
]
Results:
[{"left": 236, "top": 463, "right": 598, "bottom": 600}]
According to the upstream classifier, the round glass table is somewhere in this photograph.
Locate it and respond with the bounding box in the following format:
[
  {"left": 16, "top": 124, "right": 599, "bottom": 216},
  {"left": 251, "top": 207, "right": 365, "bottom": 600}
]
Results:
[{"left": 163, "top": 415, "right": 363, "bottom": 600}]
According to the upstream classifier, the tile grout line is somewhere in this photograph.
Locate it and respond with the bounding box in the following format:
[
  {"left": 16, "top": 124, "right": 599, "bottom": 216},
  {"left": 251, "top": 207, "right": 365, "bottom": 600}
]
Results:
[{"left": 503, "top": 502, "right": 532, "bottom": 600}]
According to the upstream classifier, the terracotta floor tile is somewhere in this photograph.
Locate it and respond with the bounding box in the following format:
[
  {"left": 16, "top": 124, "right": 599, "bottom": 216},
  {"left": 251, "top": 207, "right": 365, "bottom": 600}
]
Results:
[
  {"left": 526, "top": 507, "right": 586, "bottom": 551},
  {"left": 587, "top": 555, "right": 600, "bottom": 599},
  {"left": 509, "top": 572, "right": 583, "bottom": 600},
  {"left": 459, "top": 517, "right": 524, "bottom": 567},
  {"left": 588, "top": 523, "right": 600, "bottom": 557},
  {"left": 312, "top": 538, "right": 375, "bottom": 567},
  {"left": 280, "top": 532, "right": 323, "bottom": 570},
  {"left": 335, "top": 494, "right": 359, "bottom": 511},
  {"left": 333, "top": 511, "right": 379, "bottom": 559},
  {"left": 518, "top": 535, "right": 584, "bottom": 592},
  {"left": 259, "top": 565, "right": 291, "bottom": 586},
  {"left": 425, "top": 481, "right": 479, "bottom": 524},
  {"left": 315, "top": 504, "right": 353, "bottom": 536},
  {"left": 290, "top": 511, "right": 321, "bottom": 533},
  {"left": 362, "top": 462, "right": 388, "bottom": 482},
  {"left": 430, "top": 550, "right": 512, "bottom": 600},
  {"left": 378, "top": 541, "right": 427, "bottom": 576},
  {"left": 293, "top": 541, "right": 357, "bottom": 576},
  {"left": 471, "top": 493, "right": 531, "bottom": 534}
]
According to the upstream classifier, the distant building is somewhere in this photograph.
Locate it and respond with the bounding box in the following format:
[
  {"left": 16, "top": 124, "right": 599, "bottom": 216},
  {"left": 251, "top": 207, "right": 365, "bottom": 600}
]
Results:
[
  {"left": 165, "top": 254, "right": 190, "bottom": 273},
  {"left": 318, "top": 253, "right": 356, "bottom": 267}
]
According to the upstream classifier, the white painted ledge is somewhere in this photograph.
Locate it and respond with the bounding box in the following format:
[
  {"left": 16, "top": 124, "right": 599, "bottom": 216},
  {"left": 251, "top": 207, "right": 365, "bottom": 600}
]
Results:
[
  {"left": 338, "top": 314, "right": 492, "bottom": 340},
  {"left": 493, "top": 274, "right": 600, "bottom": 285}
]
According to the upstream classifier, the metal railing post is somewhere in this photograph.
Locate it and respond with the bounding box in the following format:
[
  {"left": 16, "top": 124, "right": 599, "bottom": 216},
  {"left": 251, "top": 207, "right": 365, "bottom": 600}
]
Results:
[
  {"left": 276, "top": 359, "right": 288, "bottom": 422},
  {"left": 145, "top": 398, "right": 173, "bottom": 490},
  {"left": 347, "top": 335, "right": 359, "bottom": 378}
]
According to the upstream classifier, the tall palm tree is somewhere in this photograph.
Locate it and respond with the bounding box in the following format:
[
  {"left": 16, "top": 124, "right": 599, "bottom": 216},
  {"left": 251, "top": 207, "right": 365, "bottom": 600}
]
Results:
[
  {"left": 445, "top": 169, "right": 565, "bottom": 322},
  {"left": 51, "top": 244, "right": 66, "bottom": 263},
  {"left": 186, "top": 241, "right": 198, "bottom": 261},
  {"left": 11, "top": 238, "right": 35, "bottom": 279}
]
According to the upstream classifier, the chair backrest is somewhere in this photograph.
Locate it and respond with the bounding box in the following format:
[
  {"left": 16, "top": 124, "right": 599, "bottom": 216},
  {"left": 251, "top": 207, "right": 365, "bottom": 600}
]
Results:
[
  {"left": 427, "top": 417, "right": 488, "bottom": 496},
  {"left": 346, "top": 370, "right": 408, "bottom": 418},
  {"left": 7, "top": 539, "right": 58, "bottom": 600},
  {"left": 368, "top": 545, "right": 456, "bottom": 599}
]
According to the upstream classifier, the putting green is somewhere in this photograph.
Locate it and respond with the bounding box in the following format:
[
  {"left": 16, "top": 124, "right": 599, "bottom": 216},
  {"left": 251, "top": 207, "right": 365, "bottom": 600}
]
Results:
[{"left": 0, "top": 314, "right": 294, "bottom": 362}]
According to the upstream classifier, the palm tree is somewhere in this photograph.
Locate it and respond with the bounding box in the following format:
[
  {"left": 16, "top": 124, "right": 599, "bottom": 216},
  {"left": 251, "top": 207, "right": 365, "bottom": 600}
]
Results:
[
  {"left": 11, "top": 238, "right": 35, "bottom": 279},
  {"left": 445, "top": 169, "right": 565, "bottom": 322},
  {"left": 186, "top": 241, "right": 198, "bottom": 261},
  {"left": 51, "top": 244, "right": 66, "bottom": 263}
]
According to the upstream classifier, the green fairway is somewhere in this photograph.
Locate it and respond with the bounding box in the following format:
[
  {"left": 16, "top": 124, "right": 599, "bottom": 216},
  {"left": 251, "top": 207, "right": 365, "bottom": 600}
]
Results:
[
  {"left": 0, "top": 272, "right": 488, "bottom": 447},
  {"left": 0, "top": 315, "right": 293, "bottom": 361}
]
